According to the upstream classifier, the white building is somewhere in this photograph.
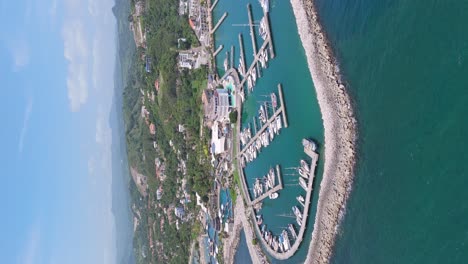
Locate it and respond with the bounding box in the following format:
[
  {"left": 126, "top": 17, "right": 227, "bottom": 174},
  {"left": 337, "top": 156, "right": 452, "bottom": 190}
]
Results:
[
  {"left": 213, "top": 88, "right": 230, "bottom": 122},
  {"left": 211, "top": 123, "right": 226, "bottom": 155}
]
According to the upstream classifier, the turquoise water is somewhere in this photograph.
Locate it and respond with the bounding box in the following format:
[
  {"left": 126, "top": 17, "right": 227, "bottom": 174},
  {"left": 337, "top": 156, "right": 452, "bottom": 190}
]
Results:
[
  {"left": 214, "top": 1, "right": 325, "bottom": 263},
  {"left": 313, "top": 0, "right": 468, "bottom": 263}
]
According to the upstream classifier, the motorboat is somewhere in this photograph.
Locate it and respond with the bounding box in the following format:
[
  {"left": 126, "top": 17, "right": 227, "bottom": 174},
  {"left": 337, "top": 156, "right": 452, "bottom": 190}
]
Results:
[
  {"left": 271, "top": 92, "right": 277, "bottom": 108},
  {"left": 298, "top": 167, "right": 309, "bottom": 179},
  {"left": 292, "top": 206, "right": 302, "bottom": 219},
  {"left": 288, "top": 224, "right": 298, "bottom": 239},
  {"left": 296, "top": 215, "right": 302, "bottom": 226},
  {"left": 299, "top": 177, "right": 308, "bottom": 190},
  {"left": 269, "top": 192, "right": 278, "bottom": 199},
  {"left": 296, "top": 195, "right": 305, "bottom": 204},
  {"left": 301, "top": 159, "right": 310, "bottom": 172},
  {"left": 302, "top": 138, "right": 318, "bottom": 152}
]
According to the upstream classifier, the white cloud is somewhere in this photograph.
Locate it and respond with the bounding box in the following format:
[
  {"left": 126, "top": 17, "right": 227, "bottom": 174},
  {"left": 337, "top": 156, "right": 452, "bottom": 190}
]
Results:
[
  {"left": 18, "top": 96, "right": 33, "bottom": 154},
  {"left": 10, "top": 38, "right": 30, "bottom": 71},
  {"left": 62, "top": 20, "right": 89, "bottom": 112},
  {"left": 91, "top": 38, "right": 101, "bottom": 90},
  {"left": 87, "top": 0, "right": 98, "bottom": 17},
  {"left": 49, "top": 0, "right": 57, "bottom": 17},
  {"left": 17, "top": 224, "right": 41, "bottom": 264},
  {"left": 88, "top": 157, "right": 96, "bottom": 175}
]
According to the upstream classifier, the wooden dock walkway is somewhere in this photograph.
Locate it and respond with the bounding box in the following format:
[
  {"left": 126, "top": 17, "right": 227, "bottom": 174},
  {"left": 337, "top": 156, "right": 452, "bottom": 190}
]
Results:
[
  {"left": 249, "top": 165, "right": 283, "bottom": 206},
  {"left": 239, "top": 85, "right": 288, "bottom": 156}
]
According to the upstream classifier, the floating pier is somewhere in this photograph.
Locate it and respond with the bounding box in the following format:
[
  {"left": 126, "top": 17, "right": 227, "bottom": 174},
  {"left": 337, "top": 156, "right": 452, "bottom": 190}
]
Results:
[
  {"left": 210, "top": 0, "right": 219, "bottom": 12},
  {"left": 213, "top": 44, "right": 224, "bottom": 57},
  {"left": 238, "top": 38, "right": 271, "bottom": 89},
  {"left": 238, "top": 34, "right": 247, "bottom": 77},
  {"left": 230, "top": 46, "right": 234, "bottom": 70},
  {"left": 278, "top": 84, "right": 288, "bottom": 127},
  {"left": 263, "top": 8, "right": 275, "bottom": 58},
  {"left": 239, "top": 85, "right": 288, "bottom": 156},
  {"left": 211, "top": 12, "right": 228, "bottom": 34},
  {"left": 247, "top": 4, "right": 262, "bottom": 77},
  {"left": 247, "top": 4, "right": 257, "bottom": 57}
]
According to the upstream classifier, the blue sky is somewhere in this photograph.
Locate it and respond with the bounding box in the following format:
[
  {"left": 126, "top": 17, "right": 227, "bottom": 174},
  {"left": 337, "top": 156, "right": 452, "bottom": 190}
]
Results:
[{"left": 1, "top": 0, "right": 119, "bottom": 263}]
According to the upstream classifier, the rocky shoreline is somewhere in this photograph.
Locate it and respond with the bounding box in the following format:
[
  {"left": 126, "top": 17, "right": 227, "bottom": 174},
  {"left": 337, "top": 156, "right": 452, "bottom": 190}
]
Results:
[{"left": 290, "top": 0, "right": 357, "bottom": 263}]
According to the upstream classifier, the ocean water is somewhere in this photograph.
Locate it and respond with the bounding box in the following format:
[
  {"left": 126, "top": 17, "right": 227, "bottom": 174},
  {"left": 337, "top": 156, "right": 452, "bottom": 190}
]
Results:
[
  {"left": 312, "top": 0, "right": 468, "bottom": 263},
  {"left": 214, "top": 0, "right": 325, "bottom": 263}
]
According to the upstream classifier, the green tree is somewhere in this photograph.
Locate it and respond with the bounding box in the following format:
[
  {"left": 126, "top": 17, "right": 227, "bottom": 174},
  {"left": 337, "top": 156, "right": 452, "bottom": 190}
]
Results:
[{"left": 229, "top": 110, "right": 238, "bottom": 124}]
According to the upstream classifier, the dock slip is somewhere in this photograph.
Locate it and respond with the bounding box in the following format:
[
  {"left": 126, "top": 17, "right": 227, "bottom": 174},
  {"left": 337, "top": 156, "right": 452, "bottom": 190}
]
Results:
[
  {"left": 255, "top": 146, "right": 319, "bottom": 260},
  {"left": 239, "top": 84, "right": 288, "bottom": 156},
  {"left": 211, "top": 12, "right": 228, "bottom": 34},
  {"left": 249, "top": 165, "right": 283, "bottom": 206}
]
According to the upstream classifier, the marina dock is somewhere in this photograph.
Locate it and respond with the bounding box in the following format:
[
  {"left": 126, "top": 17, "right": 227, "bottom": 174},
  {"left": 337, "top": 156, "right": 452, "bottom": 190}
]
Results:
[
  {"left": 238, "top": 38, "right": 271, "bottom": 88},
  {"left": 213, "top": 45, "right": 224, "bottom": 57},
  {"left": 238, "top": 34, "right": 246, "bottom": 76},
  {"left": 230, "top": 46, "right": 234, "bottom": 69},
  {"left": 247, "top": 4, "right": 262, "bottom": 78},
  {"left": 249, "top": 165, "right": 283, "bottom": 206},
  {"left": 247, "top": 4, "right": 258, "bottom": 58},
  {"left": 263, "top": 9, "right": 275, "bottom": 58},
  {"left": 257, "top": 147, "right": 319, "bottom": 259},
  {"left": 210, "top": 0, "right": 219, "bottom": 12},
  {"left": 239, "top": 85, "right": 288, "bottom": 156},
  {"left": 211, "top": 12, "right": 228, "bottom": 34},
  {"left": 278, "top": 84, "right": 288, "bottom": 127}
]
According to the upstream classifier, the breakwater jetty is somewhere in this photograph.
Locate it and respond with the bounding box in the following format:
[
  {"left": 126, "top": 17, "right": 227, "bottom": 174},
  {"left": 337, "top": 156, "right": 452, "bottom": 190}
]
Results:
[{"left": 290, "top": 0, "right": 358, "bottom": 263}]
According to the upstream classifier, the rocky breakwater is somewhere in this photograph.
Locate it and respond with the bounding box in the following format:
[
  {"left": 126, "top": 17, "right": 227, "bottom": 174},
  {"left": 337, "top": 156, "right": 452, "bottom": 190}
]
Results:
[{"left": 290, "top": 0, "right": 357, "bottom": 263}]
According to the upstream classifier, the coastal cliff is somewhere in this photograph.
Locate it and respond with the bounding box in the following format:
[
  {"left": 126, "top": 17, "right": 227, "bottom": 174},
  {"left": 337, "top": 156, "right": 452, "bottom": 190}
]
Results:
[{"left": 290, "top": 0, "right": 357, "bottom": 263}]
